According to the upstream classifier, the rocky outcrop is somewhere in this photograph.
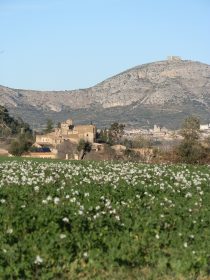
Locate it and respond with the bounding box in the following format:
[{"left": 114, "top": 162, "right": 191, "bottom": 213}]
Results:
[{"left": 0, "top": 59, "right": 210, "bottom": 129}]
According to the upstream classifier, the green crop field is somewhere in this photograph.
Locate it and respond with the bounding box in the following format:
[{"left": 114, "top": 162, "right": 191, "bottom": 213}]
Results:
[{"left": 0, "top": 158, "right": 210, "bottom": 279}]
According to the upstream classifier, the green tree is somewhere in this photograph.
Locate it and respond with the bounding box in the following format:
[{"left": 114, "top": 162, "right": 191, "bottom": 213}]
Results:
[
  {"left": 45, "top": 119, "right": 54, "bottom": 133},
  {"left": 178, "top": 141, "right": 205, "bottom": 164},
  {"left": 131, "top": 135, "right": 152, "bottom": 148},
  {"left": 77, "top": 139, "right": 92, "bottom": 152},
  {"left": 97, "top": 128, "right": 109, "bottom": 143},
  {"left": 77, "top": 139, "right": 92, "bottom": 159},
  {"left": 181, "top": 116, "right": 200, "bottom": 141},
  {"left": 178, "top": 116, "right": 206, "bottom": 163},
  {"left": 9, "top": 132, "right": 34, "bottom": 156},
  {"left": 109, "top": 122, "right": 125, "bottom": 144}
]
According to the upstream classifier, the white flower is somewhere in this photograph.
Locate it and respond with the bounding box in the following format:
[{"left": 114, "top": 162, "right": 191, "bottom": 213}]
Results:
[
  {"left": 62, "top": 217, "right": 69, "bottom": 223},
  {"left": 155, "top": 234, "right": 160, "bottom": 239},
  {"left": 0, "top": 199, "right": 6, "bottom": 204},
  {"left": 34, "top": 255, "right": 43, "bottom": 265},
  {"left": 60, "top": 234, "right": 66, "bottom": 239},
  {"left": 54, "top": 197, "right": 60, "bottom": 204},
  {"left": 185, "top": 192, "right": 192, "bottom": 198},
  {"left": 6, "top": 228, "right": 13, "bottom": 234},
  {"left": 184, "top": 242, "right": 188, "bottom": 248},
  {"left": 34, "top": 186, "right": 39, "bottom": 192},
  {"left": 115, "top": 215, "right": 120, "bottom": 221},
  {"left": 83, "top": 252, "right": 88, "bottom": 258}
]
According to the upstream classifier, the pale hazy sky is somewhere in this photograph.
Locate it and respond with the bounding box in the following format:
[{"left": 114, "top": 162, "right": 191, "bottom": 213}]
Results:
[{"left": 0, "top": 0, "right": 209, "bottom": 90}]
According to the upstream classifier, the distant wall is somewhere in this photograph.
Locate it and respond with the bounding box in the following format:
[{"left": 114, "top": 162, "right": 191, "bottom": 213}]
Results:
[{"left": 25, "top": 152, "right": 57, "bottom": 159}]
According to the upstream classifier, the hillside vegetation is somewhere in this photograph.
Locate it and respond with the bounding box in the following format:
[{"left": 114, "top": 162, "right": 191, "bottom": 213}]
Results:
[{"left": 0, "top": 105, "right": 31, "bottom": 137}]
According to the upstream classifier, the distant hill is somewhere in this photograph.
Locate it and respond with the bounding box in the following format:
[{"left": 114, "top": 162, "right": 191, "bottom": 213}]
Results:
[{"left": 1, "top": 58, "right": 210, "bottom": 129}]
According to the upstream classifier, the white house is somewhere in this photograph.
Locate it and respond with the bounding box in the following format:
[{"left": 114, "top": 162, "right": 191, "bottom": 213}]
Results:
[{"left": 200, "top": 124, "right": 210, "bottom": 131}]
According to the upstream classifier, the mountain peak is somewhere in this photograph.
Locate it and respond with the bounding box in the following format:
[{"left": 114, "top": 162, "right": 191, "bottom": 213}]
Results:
[{"left": 0, "top": 59, "right": 210, "bottom": 129}]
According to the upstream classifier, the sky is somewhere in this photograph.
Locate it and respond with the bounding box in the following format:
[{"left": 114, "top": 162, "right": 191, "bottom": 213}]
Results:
[{"left": 0, "top": 0, "right": 209, "bottom": 91}]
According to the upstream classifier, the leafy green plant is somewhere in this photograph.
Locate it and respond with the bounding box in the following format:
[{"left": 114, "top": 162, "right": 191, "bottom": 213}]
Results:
[{"left": 0, "top": 159, "right": 209, "bottom": 279}]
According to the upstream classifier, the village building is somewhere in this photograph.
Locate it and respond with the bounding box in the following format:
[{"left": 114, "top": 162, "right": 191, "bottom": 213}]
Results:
[
  {"left": 200, "top": 124, "right": 210, "bottom": 131},
  {"left": 35, "top": 118, "right": 96, "bottom": 147}
]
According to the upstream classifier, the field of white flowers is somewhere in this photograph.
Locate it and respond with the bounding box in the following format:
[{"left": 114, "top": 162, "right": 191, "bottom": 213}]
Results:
[{"left": 0, "top": 159, "right": 210, "bottom": 279}]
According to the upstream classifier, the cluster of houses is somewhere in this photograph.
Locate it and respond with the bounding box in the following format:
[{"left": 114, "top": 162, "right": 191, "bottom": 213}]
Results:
[
  {"left": 30, "top": 118, "right": 97, "bottom": 159},
  {"left": 125, "top": 125, "right": 182, "bottom": 141},
  {"left": 125, "top": 123, "right": 210, "bottom": 141},
  {"left": 31, "top": 118, "right": 160, "bottom": 160},
  {"left": 36, "top": 119, "right": 96, "bottom": 146},
  {"left": 1, "top": 117, "right": 210, "bottom": 160}
]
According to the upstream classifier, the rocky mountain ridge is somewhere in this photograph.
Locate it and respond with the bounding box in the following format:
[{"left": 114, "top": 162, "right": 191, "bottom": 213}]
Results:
[{"left": 1, "top": 59, "right": 210, "bottom": 129}]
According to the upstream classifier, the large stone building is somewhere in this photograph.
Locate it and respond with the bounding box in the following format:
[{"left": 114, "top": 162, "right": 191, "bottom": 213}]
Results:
[{"left": 35, "top": 118, "right": 96, "bottom": 147}]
